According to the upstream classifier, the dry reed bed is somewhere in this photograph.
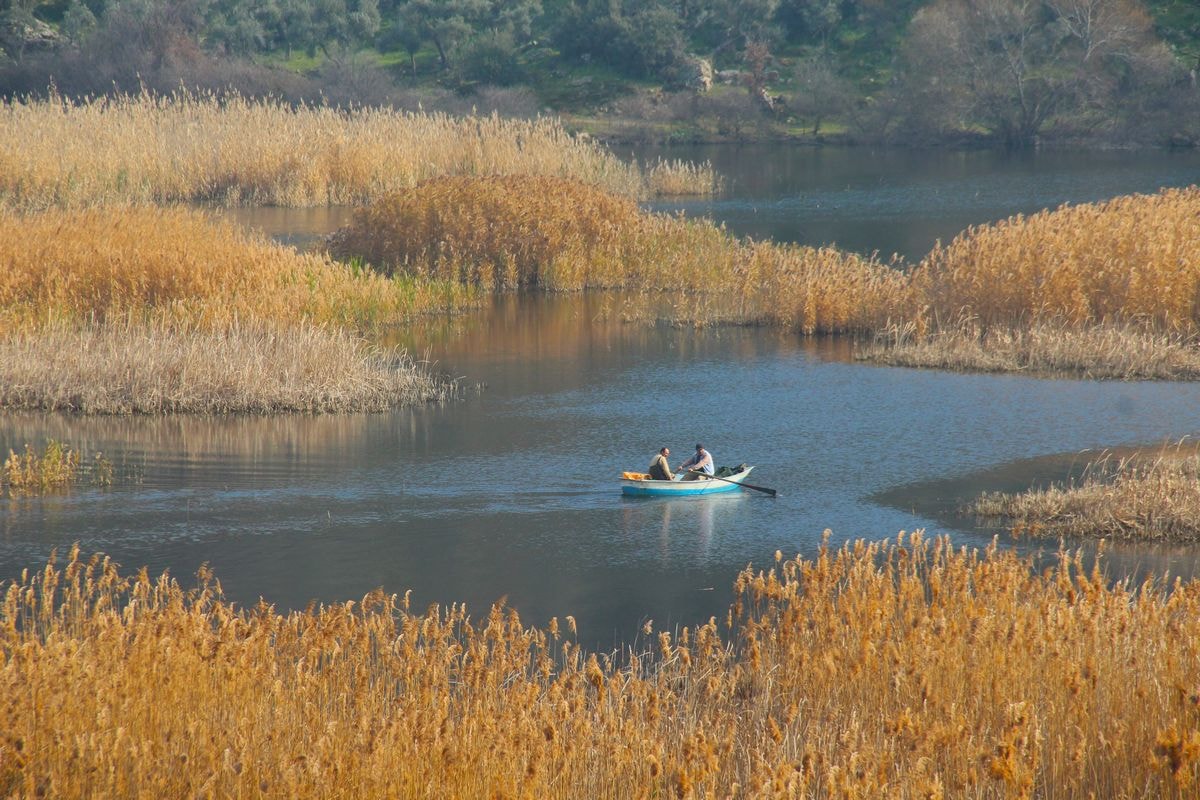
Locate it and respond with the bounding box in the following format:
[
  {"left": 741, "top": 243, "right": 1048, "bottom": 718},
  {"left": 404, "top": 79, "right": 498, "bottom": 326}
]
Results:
[
  {"left": 0, "top": 323, "right": 453, "bottom": 414},
  {"left": 329, "top": 175, "right": 910, "bottom": 334},
  {"left": 0, "top": 207, "right": 466, "bottom": 412},
  {"left": 970, "top": 446, "right": 1200, "bottom": 540},
  {"left": 830, "top": 189, "right": 1200, "bottom": 374},
  {"left": 3, "top": 534, "right": 1200, "bottom": 797},
  {"left": 327, "top": 179, "right": 1200, "bottom": 349},
  {"left": 855, "top": 187, "right": 1200, "bottom": 374},
  {"left": 857, "top": 319, "right": 1200, "bottom": 379},
  {"left": 0, "top": 93, "right": 714, "bottom": 209}
]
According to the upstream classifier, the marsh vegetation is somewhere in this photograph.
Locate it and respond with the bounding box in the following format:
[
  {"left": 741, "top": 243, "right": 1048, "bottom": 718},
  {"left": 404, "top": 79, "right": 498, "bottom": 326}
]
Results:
[
  {"left": 1, "top": 440, "right": 110, "bottom": 494},
  {"left": 0, "top": 95, "right": 718, "bottom": 413},
  {"left": 330, "top": 177, "right": 1200, "bottom": 379},
  {"left": 3, "top": 536, "right": 1199, "bottom": 797},
  {"left": 2, "top": 103, "right": 1200, "bottom": 793},
  {"left": 0, "top": 206, "right": 472, "bottom": 413},
  {"left": 0, "top": 93, "right": 715, "bottom": 210},
  {"left": 328, "top": 174, "right": 909, "bottom": 333},
  {"left": 970, "top": 444, "right": 1200, "bottom": 541}
]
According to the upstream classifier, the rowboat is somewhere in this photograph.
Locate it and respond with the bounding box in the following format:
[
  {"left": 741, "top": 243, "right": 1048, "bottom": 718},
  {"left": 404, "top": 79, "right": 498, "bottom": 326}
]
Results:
[{"left": 620, "top": 465, "right": 756, "bottom": 497}]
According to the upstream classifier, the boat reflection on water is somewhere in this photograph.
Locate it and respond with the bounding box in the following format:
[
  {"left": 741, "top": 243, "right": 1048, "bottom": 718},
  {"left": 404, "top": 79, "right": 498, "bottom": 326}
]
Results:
[{"left": 619, "top": 494, "right": 742, "bottom": 566}]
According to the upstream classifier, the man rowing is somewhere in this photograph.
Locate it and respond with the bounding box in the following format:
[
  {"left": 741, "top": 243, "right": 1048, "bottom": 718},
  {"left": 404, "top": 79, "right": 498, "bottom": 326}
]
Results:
[{"left": 677, "top": 443, "right": 714, "bottom": 480}]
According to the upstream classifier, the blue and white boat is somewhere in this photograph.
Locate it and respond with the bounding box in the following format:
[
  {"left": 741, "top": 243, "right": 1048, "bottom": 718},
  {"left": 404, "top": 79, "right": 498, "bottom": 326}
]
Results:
[{"left": 620, "top": 465, "right": 756, "bottom": 497}]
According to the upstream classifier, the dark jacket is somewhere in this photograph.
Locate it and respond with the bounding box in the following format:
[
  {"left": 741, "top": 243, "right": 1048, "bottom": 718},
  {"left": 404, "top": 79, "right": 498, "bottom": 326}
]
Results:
[{"left": 648, "top": 453, "right": 673, "bottom": 481}]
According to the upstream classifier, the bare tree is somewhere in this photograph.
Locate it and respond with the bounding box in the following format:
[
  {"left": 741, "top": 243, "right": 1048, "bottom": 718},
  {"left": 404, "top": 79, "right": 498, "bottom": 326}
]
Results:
[
  {"left": 1047, "top": 0, "right": 1148, "bottom": 63},
  {"left": 901, "top": 0, "right": 1175, "bottom": 146},
  {"left": 790, "top": 54, "right": 853, "bottom": 135}
]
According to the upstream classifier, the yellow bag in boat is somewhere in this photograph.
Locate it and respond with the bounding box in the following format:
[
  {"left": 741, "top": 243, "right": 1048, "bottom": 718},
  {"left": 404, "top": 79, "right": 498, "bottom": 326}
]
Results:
[{"left": 622, "top": 471, "right": 651, "bottom": 481}]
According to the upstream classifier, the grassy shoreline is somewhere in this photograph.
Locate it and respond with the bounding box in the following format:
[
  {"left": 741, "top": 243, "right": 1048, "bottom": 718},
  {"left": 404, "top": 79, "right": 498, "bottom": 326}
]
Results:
[
  {"left": 2, "top": 534, "right": 1198, "bottom": 796},
  {"left": 0, "top": 322, "right": 455, "bottom": 415},
  {"left": 968, "top": 445, "right": 1200, "bottom": 541},
  {"left": 856, "top": 321, "right": 1200, "bottom": 380}
]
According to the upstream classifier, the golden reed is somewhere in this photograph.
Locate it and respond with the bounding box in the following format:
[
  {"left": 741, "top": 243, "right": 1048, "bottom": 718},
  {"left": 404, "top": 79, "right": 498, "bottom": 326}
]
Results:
[
  {"left": 0, "top": 207, "right": 468, "bottom": 412},
  {"left": 971, "top": 443, "right": 1200, "bottom": 541},
  {"left": 0, "top": 440, "right": 112, "bottom": 494},
  {"left": 328, "top": 180, "right": 1200, "bottom": 348},
  {"left": 912, "top": 187, "right": 1200, "bottom": 332},
  {"left": 2, "top": 534, "right": 1198, "bottom": 797},
  {"left": 0, "top": 205, "right": 475, "bottom": 333},
  {"left": 0, "top": 92, "right": 714, "bottom": 209},
  {"left": 858, "top": 187, "right": 1200, "bottom": 375},
  {"left": 328, "top": 175, "right": 910, "bottom": 334}
]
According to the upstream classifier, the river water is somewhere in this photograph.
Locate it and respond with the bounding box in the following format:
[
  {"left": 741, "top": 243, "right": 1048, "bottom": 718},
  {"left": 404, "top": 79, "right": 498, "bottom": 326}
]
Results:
[{"left": 4, "top": 146, "right": 1200, "bottom": 644}]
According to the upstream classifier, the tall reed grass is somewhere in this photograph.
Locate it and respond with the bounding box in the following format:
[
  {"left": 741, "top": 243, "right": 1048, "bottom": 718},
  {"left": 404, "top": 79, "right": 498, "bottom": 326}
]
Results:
[
  {"left": 970, "top": 444, "right": 1200, "bottom": 540},
  {"left": 912, "top": 187, "right": 1200, "bottom": 332},
  {"left": 644, "top": 157, "right": 722, "bottom": 197},
  {"left": 3, "top": 534, "right": 1199, "bottom": 797},
  {"left": 0, "top": 207, "right": 466, "bottom": 412},
  {"left": 332, "top": 182, "right": 1200, "bottom": 345},
  {"left": 0, "top": 206, "right": 475, "bottom": 333},
  {"left": 0, "top": 322, "right": 454, "bottom": 414},
  {"left": 329, "top": 175, "right": 910, "bottom": 334},
  {"left": 0, "top": 92, "right": 712, "bottom": 209},
  {"left": 856, "top": 188, "right": 1200, "bottom": 374}
]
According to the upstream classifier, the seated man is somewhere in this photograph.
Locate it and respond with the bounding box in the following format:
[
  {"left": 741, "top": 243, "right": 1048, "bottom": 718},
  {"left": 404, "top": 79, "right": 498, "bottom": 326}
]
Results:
[
  {"left": 647, "top": 447, "right": 674, "bottom": 481},
  {"left": 678, "top": 443, "right": 714, "bottom": 480}
]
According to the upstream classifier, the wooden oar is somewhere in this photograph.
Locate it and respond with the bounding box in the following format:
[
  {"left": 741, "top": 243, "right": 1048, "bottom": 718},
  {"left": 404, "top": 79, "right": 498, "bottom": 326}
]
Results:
[{"left": 684, "top": 469, "right": 777, "bottom": 497}]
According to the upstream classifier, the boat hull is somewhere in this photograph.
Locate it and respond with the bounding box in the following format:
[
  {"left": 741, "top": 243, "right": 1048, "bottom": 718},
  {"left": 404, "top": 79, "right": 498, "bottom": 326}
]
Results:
[{"left": 620, "top": 467, "right": 755, "bottom": 497}]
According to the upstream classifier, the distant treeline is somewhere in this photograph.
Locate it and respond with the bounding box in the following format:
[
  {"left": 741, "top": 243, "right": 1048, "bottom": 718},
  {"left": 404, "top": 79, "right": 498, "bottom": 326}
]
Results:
[{"left": 1, "top": 0, "right": 1198, "bottom": 146}]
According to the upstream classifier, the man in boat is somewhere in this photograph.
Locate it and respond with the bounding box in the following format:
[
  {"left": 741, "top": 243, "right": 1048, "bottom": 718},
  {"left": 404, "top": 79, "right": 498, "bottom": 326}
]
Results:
[
  {"left": 647, "top": 447, "right": 674, "bottom": 481},
  {"left": 678, "top": 443, "right": 714, "bottom": 480}
]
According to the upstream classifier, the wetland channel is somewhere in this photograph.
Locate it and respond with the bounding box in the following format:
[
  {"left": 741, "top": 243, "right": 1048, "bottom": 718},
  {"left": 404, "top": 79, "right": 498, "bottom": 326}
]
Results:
[{"left": 4, "top": 145, "right": 1200, "bottom": 645}]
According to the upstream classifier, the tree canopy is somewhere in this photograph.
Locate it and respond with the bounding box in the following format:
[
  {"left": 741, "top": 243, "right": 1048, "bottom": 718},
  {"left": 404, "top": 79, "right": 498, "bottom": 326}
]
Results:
[{"left": 1, "top": 0, "right": 1197, "bottom": 146}]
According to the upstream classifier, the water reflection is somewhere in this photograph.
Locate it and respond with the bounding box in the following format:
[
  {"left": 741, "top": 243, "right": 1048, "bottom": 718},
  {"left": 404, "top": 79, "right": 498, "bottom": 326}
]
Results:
[
  {"left": 0, "top": 407, "right": 446, "bottom": 490},
  {"left": 6, "top": 293, "right": 1200, "bottom": 640},
  {"left": 8, "top": 142, "right": 1200, "bottom": 640},
  {"left": 621, "top": 496, "right": 724, "bottom": 567},
  {"left": 634, "top": 145, "right": 1200, "bottom": 262}
]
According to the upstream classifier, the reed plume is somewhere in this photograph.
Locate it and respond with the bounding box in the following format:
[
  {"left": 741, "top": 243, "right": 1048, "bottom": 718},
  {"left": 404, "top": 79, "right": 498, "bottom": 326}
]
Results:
[
  {"left": 2, "top": 534, "right": 1198, "bottom": 797},
  {"left": 0, "top": 92, "right": 713, "bottom": 210},
  {"left": 328, "top": 175, "right": 911, "bottom": 333}
]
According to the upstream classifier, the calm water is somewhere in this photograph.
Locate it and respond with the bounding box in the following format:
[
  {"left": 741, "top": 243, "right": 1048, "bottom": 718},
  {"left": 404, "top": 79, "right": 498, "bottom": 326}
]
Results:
[
  {"left": 6, "top": 146, "right": 1200, "bottom": 644},
  {"left": 637, "top": 145, "right": 1200, "bottom": 262}
]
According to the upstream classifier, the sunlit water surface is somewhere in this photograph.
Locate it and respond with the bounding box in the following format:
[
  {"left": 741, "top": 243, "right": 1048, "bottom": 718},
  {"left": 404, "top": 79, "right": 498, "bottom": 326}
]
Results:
[{"left": 5, "top": 146, "right": 1200, "bottom": 644}]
